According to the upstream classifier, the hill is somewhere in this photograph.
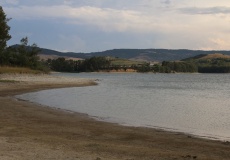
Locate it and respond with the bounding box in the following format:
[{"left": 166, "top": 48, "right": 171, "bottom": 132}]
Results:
[
  {"left": 182, "top": 53, "right": 230, "bottom": 61},
  {"left": 198, "top": 53, "right": 230, "bottom": 60},
  {"left": 36, "top": 47, "right": 230, "bottom": 62},
  {"left": 182, "top": 53, "right": 230, "bottom": 73}
]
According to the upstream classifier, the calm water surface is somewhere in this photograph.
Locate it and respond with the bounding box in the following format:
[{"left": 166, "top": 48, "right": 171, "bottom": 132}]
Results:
[{"left": 17, "top": 73, "right": 230, "bottom": 141}]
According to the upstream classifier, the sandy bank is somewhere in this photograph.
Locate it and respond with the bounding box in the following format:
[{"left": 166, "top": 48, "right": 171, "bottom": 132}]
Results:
[
  {"left": 0, "top": 74, "right": 96, "bottom": 96},
  {"left": 0, "top": 74, "right": 230, "bottom": 160}
]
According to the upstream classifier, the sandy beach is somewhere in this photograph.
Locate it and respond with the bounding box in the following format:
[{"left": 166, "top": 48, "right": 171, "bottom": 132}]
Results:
[{"left": 0, "top": 74, "right": 229, "bottom": 160}]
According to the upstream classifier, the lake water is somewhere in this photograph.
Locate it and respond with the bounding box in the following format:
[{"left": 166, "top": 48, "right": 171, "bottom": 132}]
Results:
[{"left": 16, "top": 73, "right": 230, "bottom": 141}]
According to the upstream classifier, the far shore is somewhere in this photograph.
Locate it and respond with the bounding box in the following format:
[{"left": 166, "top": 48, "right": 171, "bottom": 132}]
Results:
[{"left": 0, "top": 73, "right": 230, "bottom": 160}]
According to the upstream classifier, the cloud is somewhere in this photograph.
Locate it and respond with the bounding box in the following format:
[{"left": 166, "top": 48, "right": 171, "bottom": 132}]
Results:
[
  {"left": 4, "top": 1, "right": 230, "bottom": 51},
  {"left": 7, "top": 4, "right": 228, "bottom": 40},
  {"left": 161, "top": 0, "right": 171, "bottom": 5},
  {"left": 5, "top": 5, "right": 70, "bottom": 19},
  {"left": 63, "top": 0, "right": 73, "bottom": 5},
  {"left": 179, "top": 6, "right": 230, "bottom": 15},
  {"left": 5, "top": 5, "right": 170, "bottom": 33},
  {"left": 201, "top": 38, "right": 230, "bottom": 50},
  {"left": 0, "top": 0, "right": 18, "bottom": 5}
]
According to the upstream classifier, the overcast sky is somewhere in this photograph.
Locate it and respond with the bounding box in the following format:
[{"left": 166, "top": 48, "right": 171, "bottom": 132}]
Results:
[{"left": 1, "top": 0, "right": 230, "bottom": 52}]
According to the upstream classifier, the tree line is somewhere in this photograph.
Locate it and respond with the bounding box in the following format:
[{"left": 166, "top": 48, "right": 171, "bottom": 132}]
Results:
[
  {"left": 46, "top": 57, "right": 198, "bottom": 73},
  {"left": 47, "top": 56, "right": 111, "bottom": 72},
  {"left": 47, "top": 57, "right": 230, "bottom": 73},
  {"left": 185, "top": 57, "right": 230, "bottom": 73}
]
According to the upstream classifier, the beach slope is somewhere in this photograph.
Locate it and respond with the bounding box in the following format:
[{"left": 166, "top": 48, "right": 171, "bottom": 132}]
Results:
[{"left": 0, "top": 74, "right": 229, "bottom": 160}]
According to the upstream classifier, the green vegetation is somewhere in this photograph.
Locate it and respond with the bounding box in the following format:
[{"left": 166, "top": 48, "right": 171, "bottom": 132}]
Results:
[
  {"left": 47, "top": 56, "right": 111, "bottom": 72},
  {"left": 0, "top": 79, "right": 17, "bottom": 83},
  {"left": 109, "top": 57, "right": 146, "bottom": 72},
  {"left": 0, "top": 6, "right": 11, "bottom": 55},
  {"left": 43, "top": 53, "right": 230, "bottom": 74},
  {"left": 0, "top": 66, "right": 44, "bottom": 74},
  {"left": 182, "top": 53, "right": 230, "bottom": 73},
  {"left": 47, "top": 58, "right": 76, "bottom": 72},
  {"left": 160, "top": 61, "right": 198, "bottom": 73},
  {"left": 80, "top": 56, "right": 111, "bottom": 72},
  {"left": 110, "top": 58, "right": 144, "bottom": 66},
  {"left": 47, "top": 56, "right": 155, "bottom": 73},
  {"left": 0, "top": 7, "right": 49, "bottom": 73},
  {"left": 157, "top": 53, "right": 230, "bottom": 73}
]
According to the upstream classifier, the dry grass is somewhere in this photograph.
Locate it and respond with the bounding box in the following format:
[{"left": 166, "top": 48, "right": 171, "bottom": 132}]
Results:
[
  {"left": 111, "top": 58, "right": 145, "bottom": 66},
  {"left": 0, "top": 66, "right": 43, "bottom": 74},
  {"left": 200, "top": 53, "right": 230, "bottom": 59},
  {"left": 38, "top": 54, "right": 83, "bottom": 61}
]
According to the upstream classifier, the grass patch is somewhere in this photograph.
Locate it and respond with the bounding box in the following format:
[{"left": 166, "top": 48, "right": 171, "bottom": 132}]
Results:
[
  {"left": 110, "top": 58, "right": 145, "bottom": 66},
  {"left": 0, "top": 66, "right": 44, "bottom": 74},
  {"left": 0, "top": 79, "right": 17, "bottom": 83}
]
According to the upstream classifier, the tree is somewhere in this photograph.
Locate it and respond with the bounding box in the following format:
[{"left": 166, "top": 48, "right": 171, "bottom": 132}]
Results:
[
  {"left": 16, "top": 37, "right": 40, "bottom": 69},
  {"left": 79, "top": 57, "right": 111, "bottom": 72},
  {"left": 0, "top": 6, "right": 11, "bottom": 53}
]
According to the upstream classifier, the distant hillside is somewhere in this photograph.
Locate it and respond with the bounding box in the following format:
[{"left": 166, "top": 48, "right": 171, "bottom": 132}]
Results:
[
  {"left": 11, "top": 45, "right": 230, "bottom": 62},
  {"left": 182, "top": 53, "right": 230, "bottom": 61},
  {"left": 182, "top": 53, "right": 230, "bottom": 73},
  {"left": 39, "top": 54, "right": 83, "bottom": 61},
  {"left": 39, "top": 48, "right": 230, "bottom": 62},
  {"left": 38, "top": 48, "right": 87, "bottom": 59},
  {"left": 199, "top": 53, "right": 230, "bottom": 60}
]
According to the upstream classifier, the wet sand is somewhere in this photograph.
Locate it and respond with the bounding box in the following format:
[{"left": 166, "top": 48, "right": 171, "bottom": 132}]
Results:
[{"left": 0, "top": 74, "right": 230, "bottom": 160}]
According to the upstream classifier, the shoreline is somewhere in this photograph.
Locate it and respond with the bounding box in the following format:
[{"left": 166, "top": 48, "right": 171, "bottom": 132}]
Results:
[{"left": 0, "top": 74, "right": 230, "bottom": 160}]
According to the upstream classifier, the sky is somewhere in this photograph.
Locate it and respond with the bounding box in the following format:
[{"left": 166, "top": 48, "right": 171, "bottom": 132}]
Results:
[{"left": 1, "top": 0, "right": 230, "bottom": 53}]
